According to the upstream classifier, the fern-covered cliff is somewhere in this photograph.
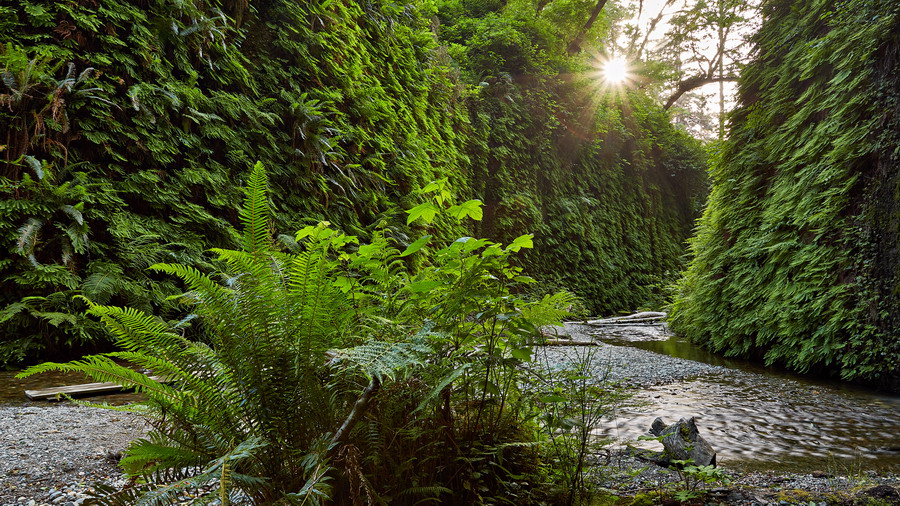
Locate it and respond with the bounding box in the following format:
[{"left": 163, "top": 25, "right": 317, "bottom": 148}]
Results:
[
  {"left": 0, "top": 0, "right": 470, "bottom": 362},
  {"left": 1, "top": 0, "right": 707, "bottom": 364},
  {"left": 671, "top": 0, "right": 900, "bottom": 388},
  {"left": 440, "top": 0, "right": 708, "bottom": 312}
]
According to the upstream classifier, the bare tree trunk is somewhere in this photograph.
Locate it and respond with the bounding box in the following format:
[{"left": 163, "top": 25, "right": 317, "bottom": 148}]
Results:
[{"left": 718, "top": 0, "right": 726, "bottom": 139}]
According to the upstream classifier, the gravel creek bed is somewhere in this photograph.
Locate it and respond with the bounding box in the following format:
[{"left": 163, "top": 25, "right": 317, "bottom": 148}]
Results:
[
  {"left": 0, "top": 406, "right": 145, "bottom": 505},
  {"left": 1, "top": 322, "right": 897, "bottom": 504}
]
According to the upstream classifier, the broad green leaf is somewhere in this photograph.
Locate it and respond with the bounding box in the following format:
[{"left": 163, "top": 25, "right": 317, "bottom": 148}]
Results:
[
  {"left": 420, "top": 178, "right": 448, "bottom": 194},
  {"left": 506, "top": 234, "right": 534, "bottom": 252},
  {"left": 400, "top": 235, "right": 432, "bottom": 257},
  {"left": 296, "top": 222, "right": 331, "bottom": 241},
  {"left": 447, "top": 199, "right": 484, "bottom": 221},
  {"left": 540, "top": 394, "right": 567, "bottom": 403},
  {"left": 409, "top": 280, "right": 442, "bottom": 293},
  {"left": 406, "top": 202, "right": 439, "bottom": 225},
  {"left": 510, "top": 347, "right": 532, "bottom": 361},
  {"left": 334, "top": 276, "right": 352, "bottom": 292}
]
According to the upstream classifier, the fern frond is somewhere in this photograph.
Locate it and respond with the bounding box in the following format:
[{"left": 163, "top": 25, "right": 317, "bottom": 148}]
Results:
[
  {"left": 239, "top": 161, "right": 271, "bottom": 254},
  {"left": 128, "top": 436, "right": 267, "bottom": 505},
  {"left": 149, "top": 263, "right": 236, "bottom": 318},
  {"left": 83, "top": 265, "right": 126, "bottom": 304},
  {"left": 397, "top": 485, "right": 453, "bottom": 498},
  {"left": 521, "top": 291, "right": 578, "bottom": 328},
  {"left": 289, "top": 248, "right": 344, "bottom": 360},
  {"left": 329, "top": 339, "right": 429, "bottom": 381},
  {"left": 17, "top": 355, "right": 184, "bottom": 404},
  {"left": 412, "top": 363, "right": 470, "bottom": 415},
  {"left": 77, "top": 298, "right": 183, "bottom": 351},
  {"left": 120, "top": 438, "right": 207, "bottom": 476}
]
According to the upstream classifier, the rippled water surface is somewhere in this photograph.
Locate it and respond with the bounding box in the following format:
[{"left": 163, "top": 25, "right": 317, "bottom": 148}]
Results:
[{"left": 593, "top": 325, "right": 900, "bottom": 473}]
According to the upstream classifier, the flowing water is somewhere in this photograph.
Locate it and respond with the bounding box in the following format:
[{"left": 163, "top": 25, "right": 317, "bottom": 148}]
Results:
[{"left": 592, "top": 324, "right": 900, "bottom": 473}]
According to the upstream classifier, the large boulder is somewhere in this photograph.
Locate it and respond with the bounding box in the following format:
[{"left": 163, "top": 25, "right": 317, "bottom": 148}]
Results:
[{"left": 649, "top": 416, "right": 716, "bottom": 467}]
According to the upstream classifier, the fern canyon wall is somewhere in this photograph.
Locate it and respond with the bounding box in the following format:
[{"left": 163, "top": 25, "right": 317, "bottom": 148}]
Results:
[
  {"left": 671, "top": 0, "right": 900, "bottom": 389},
  {"left": 0, "top": 0, "right": 706, "bottom": 365}
]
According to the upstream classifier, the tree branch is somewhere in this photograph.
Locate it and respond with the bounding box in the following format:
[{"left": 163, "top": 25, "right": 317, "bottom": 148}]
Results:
[
  {"left": 663, "top": 75, "right": 738, "bottom": 110},
  {"left": 636, "top": 0, "right": 677, "bottom": 59},
  {"left": 567, "top": 0, "right": 610, "bottom": 55},
  {"left": 330, "top": 376, "right": 381, "bottom": 451}
]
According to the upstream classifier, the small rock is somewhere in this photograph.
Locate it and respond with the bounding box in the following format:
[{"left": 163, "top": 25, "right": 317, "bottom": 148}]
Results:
[
  {"left": 857, "top": 484, "right": 900, "bottom": 502},
  {"left": 810, "top": 470, "right": 831, "bottom": 478}
]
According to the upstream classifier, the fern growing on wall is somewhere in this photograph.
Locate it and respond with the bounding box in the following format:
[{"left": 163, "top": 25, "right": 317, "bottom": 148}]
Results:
[
  {"left": 671, "top": 0, "right": 900, "bottom": 387},
  {"left": 0, "top": 0, "right": 470, "bottom": 364}
]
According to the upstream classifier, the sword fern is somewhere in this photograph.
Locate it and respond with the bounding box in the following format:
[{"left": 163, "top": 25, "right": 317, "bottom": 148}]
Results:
[{"left": 19, "top": 162, "right": 426, "bottom": 503}]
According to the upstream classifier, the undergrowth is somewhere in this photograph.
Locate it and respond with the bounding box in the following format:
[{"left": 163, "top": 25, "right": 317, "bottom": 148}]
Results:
[{"left": 20, "top": 163, "right": 617, "bottom": 504}]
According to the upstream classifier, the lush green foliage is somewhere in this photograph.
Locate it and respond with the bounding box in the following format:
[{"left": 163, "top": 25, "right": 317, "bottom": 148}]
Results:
[
  {"left": 439, "top": 0, "right": 709, "bottom": 314},
  {"left": 671, "top": 0, "right": 900, "bottom": 386},
  {"left": 0, "top": 0, "right": 468, "bottom": 364},
  {"left": 530, "top": 345, "right": 627, "bottom": 505},
  {"left": 21, "top": 163, "right": 588, "bottom": 503},
  {"left": 1, "top": 0, "right": 707, "bottom": 365}
]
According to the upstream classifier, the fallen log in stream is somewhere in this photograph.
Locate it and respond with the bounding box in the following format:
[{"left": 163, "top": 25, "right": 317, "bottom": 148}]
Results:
[
  {"left": 575, "top": 311, "right": 667, "bottom": 327},
  {"left": 542, "top": 339, "right": 598, "bottom": 346},
  {"left": 25, "top": 376, "right": 165, "bottom": 401}
]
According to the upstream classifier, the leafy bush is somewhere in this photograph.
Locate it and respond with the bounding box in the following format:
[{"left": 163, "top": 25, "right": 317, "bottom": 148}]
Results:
[{"left": 20, "top": 163, "right": 580, "bottom": 504}]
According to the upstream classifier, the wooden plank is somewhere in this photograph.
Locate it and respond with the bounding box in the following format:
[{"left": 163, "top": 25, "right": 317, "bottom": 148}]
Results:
[
  {"left": 542, "top": 339, "right": 598, "bottom": 346},
  {"left": 25, "top": 376, "right": 163, "bottom": 401}
]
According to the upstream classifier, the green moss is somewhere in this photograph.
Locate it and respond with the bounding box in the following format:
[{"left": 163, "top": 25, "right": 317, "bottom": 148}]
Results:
[
  {"left": 776, "top": 489, "right": 813, "bottom": 503},
  {"left": 628, "top": 491, "right": 666, "bottom": 506}
]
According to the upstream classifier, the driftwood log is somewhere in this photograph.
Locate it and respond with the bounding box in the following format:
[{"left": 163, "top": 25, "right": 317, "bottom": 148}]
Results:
[
  {"left": 648, "top": 416, "right": 717, "bottom": 467},
  {"left": 577, "top": 311, "right": 667, "bottom": 327},
  {"left": 542, "top": 339, "right": 598, "bottom": 346}
]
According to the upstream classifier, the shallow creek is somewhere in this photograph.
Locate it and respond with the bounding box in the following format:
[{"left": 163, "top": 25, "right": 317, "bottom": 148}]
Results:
[
  {"left": 591, "top": 324, "right": 900, "bottom": 474},
  {"left": 1, "top": 325, "right": 898, "bottom": 476},
  {"left": 0, "top": 368, "right": 141, "bottom": 405}
]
